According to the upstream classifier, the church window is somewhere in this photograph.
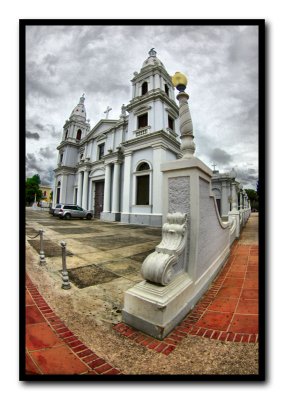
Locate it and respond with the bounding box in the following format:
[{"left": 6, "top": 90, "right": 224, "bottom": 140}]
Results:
[
  {"left": 65, "top": 130, "right": 68, "bottom": 140},
  {"left": 136, "top": 175, "right": 150, "bottom": 205},
  {"left": 141, "top": 82, "right": 148, "bottom": 96},
  {"left": 137, "top": 113, "right": 148, "bottom": 129},
  {"left": 60, "top": 153, "right": 63, "bottom": 163},
  {"left": 76, "top": 129, "right": 82, "bottom": 140},
  {"left": 165, "top": 84, "right": 169, "bottom": 96},
  {"left": 98, "top": 143, "right": 105, "bottom": 160},
  {"left": 137, "top": 162, "right": 150, "bottom": 171},
  {"left": 168, "top": 115, "right": 174, "bottom": 130}
]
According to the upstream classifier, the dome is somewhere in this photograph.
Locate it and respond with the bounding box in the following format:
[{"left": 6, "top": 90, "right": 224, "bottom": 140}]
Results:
[
  {"left": 70, "top": 94, "right": 86, "bottom": 121},
  {"left": 141, "top": 48, "right": 165, "bottom": 69}
]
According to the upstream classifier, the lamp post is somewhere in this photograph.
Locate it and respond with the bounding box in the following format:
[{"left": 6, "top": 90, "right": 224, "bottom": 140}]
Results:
[{"left": 172, "top": 72, "right": 195, "bottom": 158}]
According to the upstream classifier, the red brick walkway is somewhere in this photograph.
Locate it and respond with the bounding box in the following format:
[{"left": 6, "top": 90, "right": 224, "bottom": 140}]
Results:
[
  {"left": 114, "top": 242, "right": 259, "bottom": 355},
  {"left": 25, "top": 274, "right": 121, "bottom": 375}
]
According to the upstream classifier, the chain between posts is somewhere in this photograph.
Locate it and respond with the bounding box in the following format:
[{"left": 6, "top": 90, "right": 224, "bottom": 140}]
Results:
[{"left": 26, "top": 229, "right": 46, "bottom": 265}]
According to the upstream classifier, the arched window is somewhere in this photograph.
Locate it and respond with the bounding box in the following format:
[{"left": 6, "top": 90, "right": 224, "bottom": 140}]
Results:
[
  {"left": 65, "top": 129, "right": 68, "bottom": 140},
  {"left": 76, "top": 129, "right": 82, "bottom": 140},
  {"left": 137, "top": 162, "right": 150, "bottom": 171},
  {"left": 136, "top": 162, "right": 150, "bottom": 205},
  {"left": 141, "top": 82, "right": 148, "bottom": 96}
]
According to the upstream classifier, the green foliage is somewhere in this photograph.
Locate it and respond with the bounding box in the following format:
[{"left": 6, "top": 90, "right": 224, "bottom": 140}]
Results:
[
  {"left": 245, "top": 189, "right": 259, "bottom": 211},
  {"left": 26, "top": 174, "right": 43, "bottom": 205}
]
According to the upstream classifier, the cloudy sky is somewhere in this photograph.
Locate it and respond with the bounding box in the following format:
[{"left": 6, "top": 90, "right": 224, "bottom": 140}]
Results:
[{"left": 25, "top": 23, "right": 259, "bottom": 189}]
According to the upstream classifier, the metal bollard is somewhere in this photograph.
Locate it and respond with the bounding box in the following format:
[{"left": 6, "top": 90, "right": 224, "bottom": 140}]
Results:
[
  {"left": 39, "top": 229, "right": 46, "bottom": 265},
  {"left": 60, "top": 241, "right": 71, "bottom": 290}
]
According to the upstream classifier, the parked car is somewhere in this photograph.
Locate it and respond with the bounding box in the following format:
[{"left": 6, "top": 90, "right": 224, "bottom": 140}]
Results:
[
  {"left": 51, "top": 203, "right": 65, "bottom": 216},
  {"left": 57, "top": 204, "right": 93, "bottom": 220}
]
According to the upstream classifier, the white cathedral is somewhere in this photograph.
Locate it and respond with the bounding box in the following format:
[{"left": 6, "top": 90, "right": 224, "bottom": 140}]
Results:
[
  {"left": 53, "top": 49, "right": 182, "bottom": 226},
  {"left": 53, "top": 48, "right": 243, "bottom": 226}
]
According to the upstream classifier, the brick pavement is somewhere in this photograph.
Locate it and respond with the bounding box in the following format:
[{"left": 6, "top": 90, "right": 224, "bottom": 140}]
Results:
[{"left": 25, "top": 274, "right": 121, "bottom": 375}]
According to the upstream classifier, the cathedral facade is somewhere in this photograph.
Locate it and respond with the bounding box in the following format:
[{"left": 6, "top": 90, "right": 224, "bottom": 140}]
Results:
[{"left": 53, "top": 49, "right": 182, "bottom": 227}]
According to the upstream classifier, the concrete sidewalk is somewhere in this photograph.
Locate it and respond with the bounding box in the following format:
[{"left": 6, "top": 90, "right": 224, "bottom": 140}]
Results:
[{"left": 25, "top": 211, "right": 259, "bottom": 376}]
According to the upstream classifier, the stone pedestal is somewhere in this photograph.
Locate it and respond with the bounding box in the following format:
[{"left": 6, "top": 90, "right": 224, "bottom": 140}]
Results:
[{"left": 122, "top": 157, "right": 230, "bottom": 339}]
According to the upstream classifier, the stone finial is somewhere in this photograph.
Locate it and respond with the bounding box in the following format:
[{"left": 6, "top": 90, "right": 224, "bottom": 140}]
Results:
[
  {"left": 148, "top": 48, "right": 157, "bottom": 57},
  {"left": 79, "top": 93, "right": 85, "bottom": 104},
  {"left": 230, "top": 168, "right": 237, "bottom": 180}
]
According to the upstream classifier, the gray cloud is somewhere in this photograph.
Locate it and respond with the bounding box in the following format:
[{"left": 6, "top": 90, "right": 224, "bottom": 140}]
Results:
[
  {"left": 26, "top": 153, "right": 44, "bottom": 173},
  {"left": 210, "top": 148, "right": 233, "bottom": 165},
  {"left": 39, "top": 147, "right": 56, "bottom": 159},
  {"left": 26, "top": 131, "right": 40, "bottom": 140},
  {"left": 25, "top": 24, "right": 259, "bottom": 189}
]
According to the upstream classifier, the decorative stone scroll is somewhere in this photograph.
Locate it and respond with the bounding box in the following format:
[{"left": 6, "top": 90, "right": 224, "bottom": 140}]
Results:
[{"left": 141, "top": 213, "right": 187, "bottom": 286}]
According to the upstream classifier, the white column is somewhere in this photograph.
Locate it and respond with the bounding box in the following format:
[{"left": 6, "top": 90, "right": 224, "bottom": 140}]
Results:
[
  {"left": 77, "top": 172, "right": 83, "bottom": 206},
  {"left": 103, "top": 163, "right": 112, "bottom": 212},
  {"left": 122, "top": 153, "right": 132, "bottom": 213},
  {"left": 231, "top": 181, "right": 238, "bottom": 211},
  {"left": 240, "top": 192, "right": 244, "bottom": 209},
  {"left": 82, "top": 170, "right": 89, "bottom": 209},
  {"left": 61, "top": 175, "right": 67, "bottom": 203},
  {"left": 112, "top": 162, "right": 121, "bottom": 213},
  {"left": 221, "top": 181, "right": 227, "bottom": 217},
  {"left": 152, "top": 147, "right": 163, "bottom": 214}
]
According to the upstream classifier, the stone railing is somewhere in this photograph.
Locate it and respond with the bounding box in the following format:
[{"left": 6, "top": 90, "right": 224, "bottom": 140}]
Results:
[{"left": 135, "top": 126, "right": 150, "bottom": 137}]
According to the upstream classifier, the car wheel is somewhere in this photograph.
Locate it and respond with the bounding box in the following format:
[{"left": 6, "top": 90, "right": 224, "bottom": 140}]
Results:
[
  {"left": 86, "top": 214, "right": 92, "bottom": 220},
  {"left": 65, "top": 213, "right": 71, "bottom": 220}
]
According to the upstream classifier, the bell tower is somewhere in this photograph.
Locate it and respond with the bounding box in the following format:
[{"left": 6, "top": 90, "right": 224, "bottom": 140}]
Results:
[
  {"left": 53, "top": 94, "right": 90, "bottom": 206},
  {"left": 126, "top": 49, "right": 179, "bottom": 138},
  {"left": 61, "top": 94, "right": 90, "bottom": 143}
]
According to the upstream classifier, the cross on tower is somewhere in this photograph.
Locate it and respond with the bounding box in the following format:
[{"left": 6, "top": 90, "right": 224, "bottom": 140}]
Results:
[
  {"left": 211, "top": 162, "right": 217, "bottom": 171},
  {"left": 104, "top": 106, "right": 112, "bottom": 119}
]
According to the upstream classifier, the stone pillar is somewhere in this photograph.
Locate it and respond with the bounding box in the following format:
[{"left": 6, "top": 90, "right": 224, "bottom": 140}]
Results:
[
  {"left": 152, "top": 146, "right": 164, "bottom": 215},
  {"left": 103, "top": 163, "right": 112, "bottom": 212},
  {"left": 176, "top": 91, "right": 195, "bottom": 158},
  {"left": 112, "top": 161, "right": 121, "bottom": 213},
  {"left": 221, "top": 181, "right": 227, "bottom": 218},
  {"left": 82, "top": 170, "right": 89, "bottom": 209},
  {"left": 240, "top": 191, "right": 244, "bottom": 209},
  {"left": 231, "top": 181, "right": 238, "bottom": 211},
  {"left": 77, "top": 172, "right": 83, "bottom": 206},
  {"left": 61, "top": 175, "right": 67, "bottom": 203},
  {"left": 121, "top": 153, "right": 132, "bottom": 222}
]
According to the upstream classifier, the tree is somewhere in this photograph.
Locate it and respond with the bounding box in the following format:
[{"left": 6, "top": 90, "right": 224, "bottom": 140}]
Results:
[
  {"left": 26, "top": 174, "right": 43, "bottom": 205},
  {"left": 245, "top": 188, "right": 259, "bottom": 211}
]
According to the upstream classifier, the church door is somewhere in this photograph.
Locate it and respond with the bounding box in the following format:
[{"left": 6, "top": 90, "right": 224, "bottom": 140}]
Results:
[{"left": 94, "top": 181, "right": 104, "bottom": 218}]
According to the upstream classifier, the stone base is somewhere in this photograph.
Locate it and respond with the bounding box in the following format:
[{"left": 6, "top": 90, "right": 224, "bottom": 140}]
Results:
[
  {"left": 120, "top": 213, "right": 162, "bottom": 227},
  {"left": 101, "top": 212, "right": 121, "bottom": 222},
  {"left": 122, "top": 273, "right": 194, "bottom": 339},
  {"left": 122, "top": 246, "right": 230, "bottom": 340}
]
